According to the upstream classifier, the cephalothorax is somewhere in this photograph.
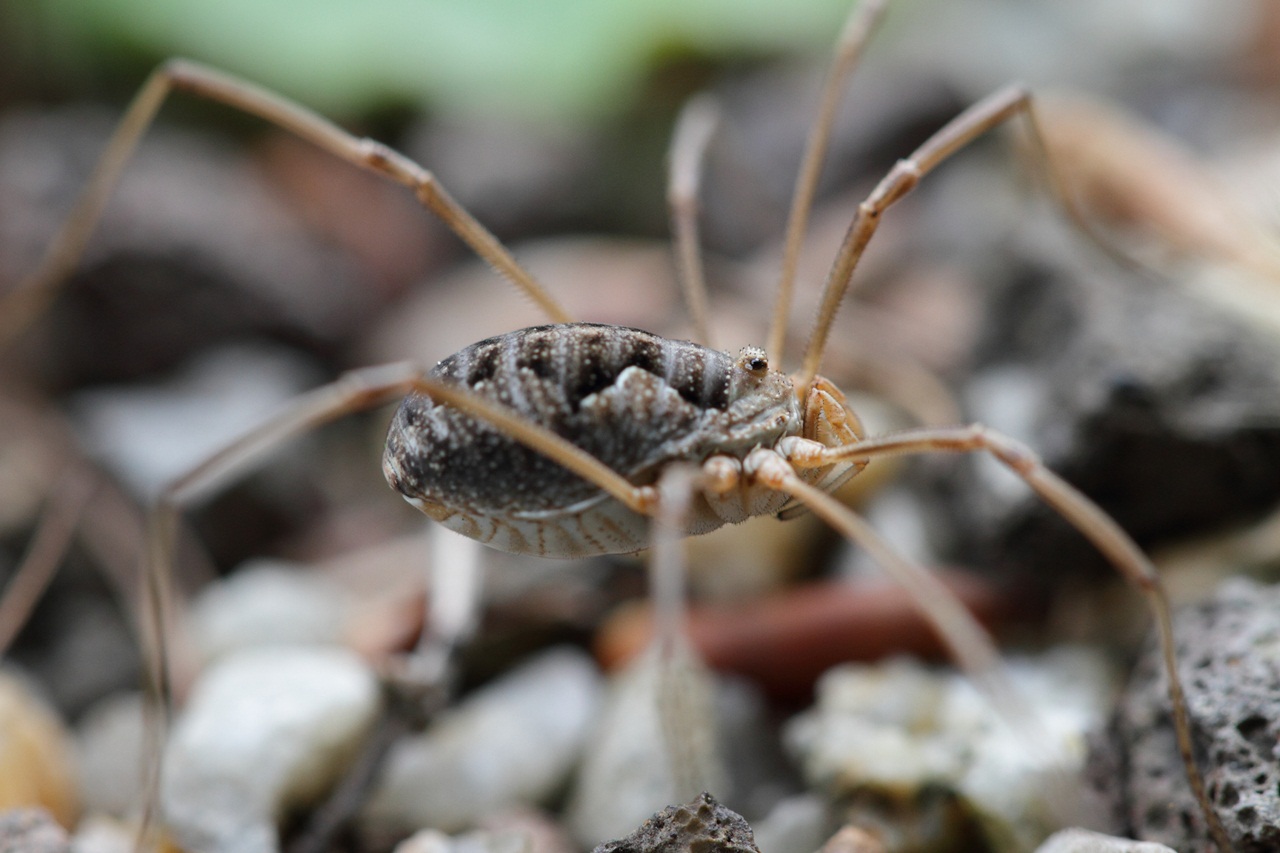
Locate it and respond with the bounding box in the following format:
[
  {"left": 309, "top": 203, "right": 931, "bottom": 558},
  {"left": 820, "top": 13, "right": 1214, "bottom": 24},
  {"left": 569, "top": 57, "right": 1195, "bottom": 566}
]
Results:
[{"left": 383, "top": 322, "right": 861, "bottom": 556}]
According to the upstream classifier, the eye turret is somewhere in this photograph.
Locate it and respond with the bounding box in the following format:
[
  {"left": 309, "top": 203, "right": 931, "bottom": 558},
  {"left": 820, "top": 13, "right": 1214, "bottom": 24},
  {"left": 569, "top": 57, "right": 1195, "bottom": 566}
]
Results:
[
  {"left": 738, "top": 346, "right": 769, "bottom": 376},
  {"left": 726, "top": 345, "right": 780, "bottom": 403}
]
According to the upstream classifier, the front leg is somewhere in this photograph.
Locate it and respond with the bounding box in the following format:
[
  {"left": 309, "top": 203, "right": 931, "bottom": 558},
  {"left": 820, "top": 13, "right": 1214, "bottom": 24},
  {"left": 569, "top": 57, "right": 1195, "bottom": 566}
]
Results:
[
  {"left": 745, "top": 445, "right": 1046, "bottom": 753},
  {"left": 782, "top": 423, "right": 1232, "bottom": 851}
]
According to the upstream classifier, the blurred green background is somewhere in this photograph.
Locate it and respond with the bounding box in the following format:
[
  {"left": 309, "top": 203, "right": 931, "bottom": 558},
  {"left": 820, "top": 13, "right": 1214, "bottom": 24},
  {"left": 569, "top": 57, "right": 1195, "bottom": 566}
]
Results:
[{"left": 3, "top": 0, "right": 865, "bottom": 121}]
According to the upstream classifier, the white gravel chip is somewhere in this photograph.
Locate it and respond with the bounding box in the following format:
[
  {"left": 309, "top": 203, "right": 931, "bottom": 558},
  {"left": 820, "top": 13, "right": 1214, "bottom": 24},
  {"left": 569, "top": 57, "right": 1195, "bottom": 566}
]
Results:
[{"left": 161, "top": 646, "right": 381, "bottom": 853}]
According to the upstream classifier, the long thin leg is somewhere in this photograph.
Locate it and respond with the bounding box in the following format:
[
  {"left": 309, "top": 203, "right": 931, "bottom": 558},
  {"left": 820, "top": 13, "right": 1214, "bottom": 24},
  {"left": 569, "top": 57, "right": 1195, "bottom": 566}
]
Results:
[
  {"left": 142, "top": 360, "right": 659, "bottom": 702},
  {"left": 649, "top": 465, "right": 722, "bottom": 800},
  {"left": 745, "top": 448, "right": 1054, "bottom": 762},
  {"left": 417, "top": 527, "right": 484, "bottom": 675},
  {"left": 159, "top": 364, "right": 650, "bottom": 515},
  {"left": 767, "top": 0, "right": 887, "bottom": 362},
  {"left": 0, "top": 471, "right": 95, "bottom": 655},
  {"left": 794, "top": 86, "right": 1101, "bottom": 393},
  {"left": 140, "top": 358, "right": 656, "bottom": 702},
  {"left": 0, "top": 60, "right": 571, "bottom": 350},
  {"left": 135, "top": 364, "right": 663, "bottom": 847},
  {"left": 651, "top": 465, "right": 698, "bottom": 659},
  {"left": 667, "top": 95, "right": 720, "bottom": 348},
  {"left": 783, "top": 425, "right": 1233, "bottom": 852},
  {"left": 288, "top": 530, "right": 479, "bottom": 853},
  {"left": 145, "top": 355, "right": 660, "bottom": 631}
]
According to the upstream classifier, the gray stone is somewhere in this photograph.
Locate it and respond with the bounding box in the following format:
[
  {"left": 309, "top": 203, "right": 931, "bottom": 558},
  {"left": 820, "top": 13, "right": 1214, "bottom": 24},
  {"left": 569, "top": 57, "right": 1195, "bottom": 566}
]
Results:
[
  {"left": 70, "top": 344, "right": 320, "bottom": 500},
  {"left": 590, "top": 793, "right": 759, "bottom": 853},
  {"left": 1093, "top": 577, "right": 1280, "bottom": 851},
  {"left": 69, "top": 816, "right": 148, "bottom": 853},
  {"left": 749, "top": 795, "right": 833, "bottom": 853},
  {"left": 950, "top": 252, "right": 1280, "bottom": 584}
]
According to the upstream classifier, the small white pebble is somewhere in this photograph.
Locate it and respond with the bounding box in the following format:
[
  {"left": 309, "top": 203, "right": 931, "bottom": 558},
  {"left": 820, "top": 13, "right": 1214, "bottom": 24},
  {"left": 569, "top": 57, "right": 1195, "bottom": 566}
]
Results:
[
  {"left": 785, "top": 647, "right": 1119, "bottom": 851},
  {"left": 189, "top": 559, "right": 348, "bottom": 664},
  {"left": 75, "top": 692, "right": 148, "bottom": 818},
  {"left": 1033, "top": 828, "right": 1177, "bottom": 853},
  {"left": 364, "top": 647, "right": 601, "bottom": 835},
  {"left": 161, "top": 647, "right": 380, "bottom": 853},
  {"left": 392, "top": 828, "right": 531, "bottom": 853},
  {"left": 71, "top": 344, "right": 320, "bottom": 499}
]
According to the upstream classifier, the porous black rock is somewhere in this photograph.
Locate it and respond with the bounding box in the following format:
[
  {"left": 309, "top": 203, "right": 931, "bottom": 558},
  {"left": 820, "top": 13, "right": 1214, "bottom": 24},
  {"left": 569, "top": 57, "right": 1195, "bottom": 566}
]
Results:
[
  {"left": 591, "top": 793, "right": 760, "bottom": 853},
  {"left": 948, "top": 252, "right": 1280, "bottom": 584},
  {"left": 1090, "top": 578, "right": 1280, "bottom": 852}
]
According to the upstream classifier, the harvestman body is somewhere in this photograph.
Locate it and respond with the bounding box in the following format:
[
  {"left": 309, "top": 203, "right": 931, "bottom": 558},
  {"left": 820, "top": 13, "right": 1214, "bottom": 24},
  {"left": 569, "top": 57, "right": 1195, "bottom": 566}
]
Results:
[
  {"left": 0, "top": 0, "right": 1234, "bottom": 849},
  {"left": 383, "top": 323, "right": 860, "bottom": 557}
]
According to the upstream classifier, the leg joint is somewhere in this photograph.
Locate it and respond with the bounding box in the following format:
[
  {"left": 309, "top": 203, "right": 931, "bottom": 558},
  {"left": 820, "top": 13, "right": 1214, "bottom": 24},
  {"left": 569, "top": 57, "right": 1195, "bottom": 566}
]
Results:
[
  {"left": 968, "top": 424, "right": 1040, "bottom": 474},
  {"left": 743, "top": 448, "right": 793, "bottom": 489}
]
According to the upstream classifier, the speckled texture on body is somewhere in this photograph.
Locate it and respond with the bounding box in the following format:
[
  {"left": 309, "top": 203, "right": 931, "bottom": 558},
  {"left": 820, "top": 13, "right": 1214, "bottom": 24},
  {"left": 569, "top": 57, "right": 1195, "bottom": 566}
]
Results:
[
  {"left": 384, "top": 324, "right": 793, "bottom": 512},
  {"left": 384, "top": 323, "right": 799, "bottom": 515},
  {"left": 1091, "top": 578, "right": 1280, "bottom": 852}
]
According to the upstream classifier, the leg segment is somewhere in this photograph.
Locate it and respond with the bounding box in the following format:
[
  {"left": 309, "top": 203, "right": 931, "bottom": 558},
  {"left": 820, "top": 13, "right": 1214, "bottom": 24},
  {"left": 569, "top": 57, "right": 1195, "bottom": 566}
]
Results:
[
  {"left": 782, "top": 424, "right": 1234, "bottom": 852},
  {"left": 650, "top": 465, "right": 699, "bottom": 658},
  {"left": 145, "top": 359, "right": 657, "bottom": 689},
  {"left": 667, "top": 95, "right": 720, "bottom": 348},
  {"left": 0, "top": 60, "right": 570, "bottom": 350},
  {"left": 135, "top": 362, "right": 665, "bottom": 845},
  {"left": 767, "top": 0, "right": 887, "bottom": 361},
  {"left": 746, "top": 447, "right": 1053, "bottom": 760},
  {"left": 794, "top": 86, "right": 1103, "bottom": 392},
  {"left": 142, "top": 359, "right": 660, "bottom": 702},
  {"left": 0, "top": 471, "right": 95, "bottom": 655},
  {"left": 649, "top": 464, "right": 723, "bottom": 800}
]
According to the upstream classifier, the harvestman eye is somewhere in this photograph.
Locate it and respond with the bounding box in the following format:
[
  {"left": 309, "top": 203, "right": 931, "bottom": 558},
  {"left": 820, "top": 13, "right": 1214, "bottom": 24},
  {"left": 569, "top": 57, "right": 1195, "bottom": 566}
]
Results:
[
  {"left": 0, "top": 0, "right": 1238, "bottom": 851},
  {"left": 740, "top": 347, "right": 770, "bottom": 375}
]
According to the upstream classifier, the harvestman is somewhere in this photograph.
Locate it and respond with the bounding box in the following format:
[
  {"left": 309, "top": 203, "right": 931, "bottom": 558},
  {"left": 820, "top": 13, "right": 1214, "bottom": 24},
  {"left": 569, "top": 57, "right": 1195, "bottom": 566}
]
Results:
[{"left": 1, "top": 0, "right": 1232, "bottom": 849}]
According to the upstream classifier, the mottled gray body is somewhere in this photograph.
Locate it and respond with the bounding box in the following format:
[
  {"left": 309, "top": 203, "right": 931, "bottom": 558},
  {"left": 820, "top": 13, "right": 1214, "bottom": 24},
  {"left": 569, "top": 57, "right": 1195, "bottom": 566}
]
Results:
[{"left": 383, "top": 323, "right": 803, "bottom": 555}]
